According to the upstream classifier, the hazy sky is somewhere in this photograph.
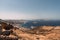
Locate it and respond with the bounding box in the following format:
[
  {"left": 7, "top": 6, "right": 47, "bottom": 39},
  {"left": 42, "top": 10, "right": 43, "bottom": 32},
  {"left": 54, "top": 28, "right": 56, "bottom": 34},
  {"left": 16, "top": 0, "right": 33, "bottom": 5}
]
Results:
[{"left": 0, "top": 0, "right": 60, "bottom": 20}]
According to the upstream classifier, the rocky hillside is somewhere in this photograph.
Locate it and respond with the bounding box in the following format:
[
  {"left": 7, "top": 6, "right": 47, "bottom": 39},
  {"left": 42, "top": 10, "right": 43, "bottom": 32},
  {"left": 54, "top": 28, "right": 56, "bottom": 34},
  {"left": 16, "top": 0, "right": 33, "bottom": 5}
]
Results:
[
  {"left": 0, "top": 22, "right": 60, "bottom": 40},
  {"left": 12, "top": 26, "right": 60, "bottom": 40}
]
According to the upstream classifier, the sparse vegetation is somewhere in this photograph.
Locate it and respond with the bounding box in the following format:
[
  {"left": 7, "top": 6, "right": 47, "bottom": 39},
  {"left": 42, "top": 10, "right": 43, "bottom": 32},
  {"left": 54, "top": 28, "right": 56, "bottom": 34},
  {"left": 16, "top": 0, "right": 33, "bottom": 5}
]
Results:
[{"left": 0, "top": 22, "right": 60, "bottom": 40}]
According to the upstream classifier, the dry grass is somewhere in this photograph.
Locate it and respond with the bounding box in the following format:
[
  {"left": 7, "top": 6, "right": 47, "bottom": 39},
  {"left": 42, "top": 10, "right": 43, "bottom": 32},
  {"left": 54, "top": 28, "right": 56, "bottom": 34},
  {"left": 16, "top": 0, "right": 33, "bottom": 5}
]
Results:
[{"left": 1, "top": 26, "right": 60, "bottom": 40}]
